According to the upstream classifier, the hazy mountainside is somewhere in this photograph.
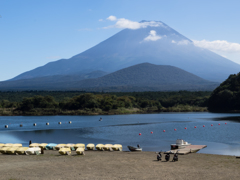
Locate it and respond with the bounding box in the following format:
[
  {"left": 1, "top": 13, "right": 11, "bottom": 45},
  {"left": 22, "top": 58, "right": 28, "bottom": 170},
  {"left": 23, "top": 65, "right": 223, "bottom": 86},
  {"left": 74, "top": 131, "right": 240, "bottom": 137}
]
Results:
[
  {"left": 0, "top": 63, "right": 219, "bottom": 91},
  {"left": 11, "top": 21, "right": 240, "bottom": 82},
  {"left": 0, "top": 70, "right": 107, "bottom": 90},
  {"left": 208, "top": 72, "right": 240, "bottom": 112}
]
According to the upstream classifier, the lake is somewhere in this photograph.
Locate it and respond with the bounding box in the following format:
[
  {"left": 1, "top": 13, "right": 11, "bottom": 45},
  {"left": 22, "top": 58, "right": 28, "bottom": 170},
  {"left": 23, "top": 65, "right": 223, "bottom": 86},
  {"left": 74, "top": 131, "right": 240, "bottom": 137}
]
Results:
[{"left": 0, "top": 112, "right": 240, "bottom": 156}]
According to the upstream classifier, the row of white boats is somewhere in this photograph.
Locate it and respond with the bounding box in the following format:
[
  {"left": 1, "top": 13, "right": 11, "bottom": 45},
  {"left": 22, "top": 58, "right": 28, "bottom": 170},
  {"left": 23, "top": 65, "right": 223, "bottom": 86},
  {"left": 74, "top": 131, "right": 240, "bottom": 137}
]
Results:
[{"left": 0, "top": 143, "right": 123, "bottom": 155}]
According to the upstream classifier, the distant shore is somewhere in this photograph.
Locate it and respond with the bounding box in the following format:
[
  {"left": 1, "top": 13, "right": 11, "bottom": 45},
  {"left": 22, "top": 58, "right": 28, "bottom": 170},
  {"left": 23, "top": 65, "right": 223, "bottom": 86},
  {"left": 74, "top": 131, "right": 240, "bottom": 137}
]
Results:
[
  {"left": 0, "top": 106, "right": 208, "bottom": 116},
  {"left": 0, "top": 150, "right": 239, "bottom": 180}
]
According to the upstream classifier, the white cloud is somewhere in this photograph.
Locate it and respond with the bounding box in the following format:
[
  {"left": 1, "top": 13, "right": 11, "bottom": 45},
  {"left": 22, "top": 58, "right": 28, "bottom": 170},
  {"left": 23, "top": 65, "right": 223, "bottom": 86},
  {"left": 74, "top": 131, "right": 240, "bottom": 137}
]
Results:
[
  {"left": 99, "top": 19, "right": 103, "bottom": 22},
  {"left": 171, "top": 40, "right": 191, "bottom": 45},
  {"left": 144, "top": 30, "right": 162, "bottom": 41},
  {"left": 107, "top": 15, "right": 117, "bottom": 21},
  {"left": 193, "top": 40, "right": 240, "bottom": 53},
  {"left": 104, "top": 16, "right": 163, "bottom": 30}
]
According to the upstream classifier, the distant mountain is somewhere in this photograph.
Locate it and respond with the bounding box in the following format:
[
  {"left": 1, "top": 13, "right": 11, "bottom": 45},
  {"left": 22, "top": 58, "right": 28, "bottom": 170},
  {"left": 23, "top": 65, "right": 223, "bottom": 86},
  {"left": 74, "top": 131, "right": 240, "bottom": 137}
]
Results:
[
  {"left": 0, "top": 63, "right": 219, "bottom": 91},
  {"left": 11, "top": 20, "right": 240, "bottom": 82}
]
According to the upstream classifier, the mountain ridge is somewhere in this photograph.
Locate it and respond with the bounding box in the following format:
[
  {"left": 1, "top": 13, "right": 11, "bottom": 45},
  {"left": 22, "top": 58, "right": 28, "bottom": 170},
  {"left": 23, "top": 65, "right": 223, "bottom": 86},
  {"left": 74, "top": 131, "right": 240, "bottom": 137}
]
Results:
[{"left": 0, "top": 63, "right": 219, "bottom": 91}]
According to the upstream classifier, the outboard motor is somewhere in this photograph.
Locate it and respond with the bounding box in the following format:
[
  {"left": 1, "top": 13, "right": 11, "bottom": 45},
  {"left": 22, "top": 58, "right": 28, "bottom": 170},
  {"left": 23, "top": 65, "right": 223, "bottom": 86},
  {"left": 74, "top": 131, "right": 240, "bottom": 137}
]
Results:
[
  {"left": 172, "top": 151, "right": 179, "bottom": 162},
  {"left": 157, "top": 151, "right": 162, "bottom": 161},
  {"left": 165, "top": 153, "right": 170, "bottom": 161}
]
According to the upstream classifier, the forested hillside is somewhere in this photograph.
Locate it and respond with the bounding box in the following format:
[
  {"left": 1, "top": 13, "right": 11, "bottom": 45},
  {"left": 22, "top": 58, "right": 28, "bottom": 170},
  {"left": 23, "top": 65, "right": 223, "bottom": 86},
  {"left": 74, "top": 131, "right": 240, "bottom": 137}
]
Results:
[
  {"left": 208, "top": 73, "right": 240, "bottom": 112},
  {"left": 0, "top": 91, "right": 211, "bottom": 115}
]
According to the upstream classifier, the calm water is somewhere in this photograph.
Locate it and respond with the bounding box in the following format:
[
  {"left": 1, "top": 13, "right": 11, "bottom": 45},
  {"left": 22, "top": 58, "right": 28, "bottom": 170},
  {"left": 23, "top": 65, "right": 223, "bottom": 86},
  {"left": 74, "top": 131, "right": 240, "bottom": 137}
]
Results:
[{"left": 0, "top": 112, "right": 240, "bottom": 156}]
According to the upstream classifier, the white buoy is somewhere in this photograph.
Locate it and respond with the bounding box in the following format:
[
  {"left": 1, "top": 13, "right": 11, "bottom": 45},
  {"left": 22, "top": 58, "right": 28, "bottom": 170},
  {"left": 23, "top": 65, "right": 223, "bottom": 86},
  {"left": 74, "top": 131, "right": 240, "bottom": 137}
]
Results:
[
  {"left": 69, "top": 121, "right": 72, "bottom": 124},
  {"left": 46, "top": 122, "right": 49, "bottom": 125},
  {"left": 5, "top": 125, "right": 8, "bottom": 128},
  {"left": 58, "top": 122, "right": 61, "bottom": 124},
  {"left": 33, "top": 123, "right": 37, "bottom": 126}
]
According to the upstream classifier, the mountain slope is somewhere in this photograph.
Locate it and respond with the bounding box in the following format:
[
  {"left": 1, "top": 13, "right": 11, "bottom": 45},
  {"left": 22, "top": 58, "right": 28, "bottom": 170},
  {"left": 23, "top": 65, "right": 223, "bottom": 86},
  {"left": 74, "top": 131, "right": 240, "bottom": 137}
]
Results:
[
  {"left": 11, "top": 21, "right": 240, "bottom": 82},
  {"left": 0, "top": 63, "right": 219, "bottom": 91}
]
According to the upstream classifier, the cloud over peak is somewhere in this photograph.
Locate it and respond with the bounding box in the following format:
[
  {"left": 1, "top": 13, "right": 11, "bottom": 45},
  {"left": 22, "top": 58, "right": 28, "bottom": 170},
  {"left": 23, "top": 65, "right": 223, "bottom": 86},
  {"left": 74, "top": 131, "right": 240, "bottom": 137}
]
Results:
[
  {"left": 144, "top": 30, "right": 162, "bottom": 41},
  {"left": 104, "top": 16, "right": 163, "bottom": 30}
]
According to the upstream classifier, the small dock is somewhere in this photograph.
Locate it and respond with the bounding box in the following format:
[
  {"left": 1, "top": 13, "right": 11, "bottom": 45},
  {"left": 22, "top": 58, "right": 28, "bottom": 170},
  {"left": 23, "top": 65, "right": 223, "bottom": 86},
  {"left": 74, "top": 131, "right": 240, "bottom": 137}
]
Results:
[{"left": 165, "top": 145, "right": 207, "bottom": 155}]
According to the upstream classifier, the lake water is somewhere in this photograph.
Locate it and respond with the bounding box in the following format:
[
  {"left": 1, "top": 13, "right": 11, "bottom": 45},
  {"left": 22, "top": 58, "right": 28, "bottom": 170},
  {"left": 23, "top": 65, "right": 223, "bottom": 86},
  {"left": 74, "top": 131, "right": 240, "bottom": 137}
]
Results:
[{"left": 0, "top": 112, "right": 240, "bottom": 156}]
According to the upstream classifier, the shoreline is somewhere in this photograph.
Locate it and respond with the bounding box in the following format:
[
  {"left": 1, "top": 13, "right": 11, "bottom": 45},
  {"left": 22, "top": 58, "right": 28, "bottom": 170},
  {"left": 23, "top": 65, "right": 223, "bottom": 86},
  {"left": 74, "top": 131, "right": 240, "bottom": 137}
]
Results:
[
  {"left": 0, "top": 107, "right": 208, "bottom": 116},
  {"left": 0, "top": 150, "right": 239, "bottom": 179}
]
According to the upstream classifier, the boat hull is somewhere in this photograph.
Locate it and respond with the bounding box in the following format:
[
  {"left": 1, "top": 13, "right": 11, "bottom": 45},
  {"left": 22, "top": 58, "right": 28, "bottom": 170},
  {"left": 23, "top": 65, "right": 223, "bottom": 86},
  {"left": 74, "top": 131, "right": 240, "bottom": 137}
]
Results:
[{"left": 128, "top": 146, "right": 142, "bottom": 152}]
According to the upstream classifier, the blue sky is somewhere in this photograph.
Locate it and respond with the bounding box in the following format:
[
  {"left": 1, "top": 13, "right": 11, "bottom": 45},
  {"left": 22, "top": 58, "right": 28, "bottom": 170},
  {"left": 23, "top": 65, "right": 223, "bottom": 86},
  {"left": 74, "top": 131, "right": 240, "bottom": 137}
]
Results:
[{"left": 1, "top": 0, "right": 240, "bottom": 81}]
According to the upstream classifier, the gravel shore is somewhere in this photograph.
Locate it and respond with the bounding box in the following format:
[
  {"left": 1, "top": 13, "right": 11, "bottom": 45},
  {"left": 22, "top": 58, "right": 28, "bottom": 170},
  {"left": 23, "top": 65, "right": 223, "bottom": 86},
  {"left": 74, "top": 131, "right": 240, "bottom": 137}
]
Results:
[{"left": 0, "top": 150, "right": 239, "bottom": 180}]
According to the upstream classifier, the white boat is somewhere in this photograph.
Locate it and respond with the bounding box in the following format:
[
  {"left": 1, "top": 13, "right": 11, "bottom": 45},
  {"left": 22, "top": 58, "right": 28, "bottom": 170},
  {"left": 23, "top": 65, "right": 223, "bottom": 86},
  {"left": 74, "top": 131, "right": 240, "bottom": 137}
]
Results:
[
  {"left": 171, "top": 139, "right": 191, "bottom": 150},
  {"left": 25, "top": 147, "right": 41, "bottom": 155},
  {"left": 127, "top": 146, "right": 142, "bottom": 152}
]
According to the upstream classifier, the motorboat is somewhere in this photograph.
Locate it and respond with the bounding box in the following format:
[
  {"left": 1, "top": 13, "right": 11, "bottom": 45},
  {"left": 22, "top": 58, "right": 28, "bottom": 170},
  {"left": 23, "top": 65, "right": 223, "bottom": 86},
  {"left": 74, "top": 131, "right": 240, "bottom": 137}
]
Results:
[
  {"left": 25, "top": 147, "right": 41, "bottom": 155},
  {"left": 127, "top": 146, "right": 142, "bottom": 152},
  {"left": 96, "top": 144, "right": 104, "bottom": 151},
  {"left": 112, "top": 144, "right": 123, "bottom": 151},
  {"left": 86, "top": 143, "right": 95, "bottom": 150},
  {"left": 76, "top": 147, "right": 85, "bottom": 155},
  {"left": 59, "top": 147, "right": 71, "bottom": 155},
  {"left": 171, "top": 139, "right": 191, "bottom": 150}
]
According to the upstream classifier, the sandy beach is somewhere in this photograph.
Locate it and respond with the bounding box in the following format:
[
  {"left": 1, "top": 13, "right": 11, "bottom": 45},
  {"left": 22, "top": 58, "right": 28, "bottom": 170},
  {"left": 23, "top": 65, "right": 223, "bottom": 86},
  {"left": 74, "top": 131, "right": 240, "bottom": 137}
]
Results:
[{"left": 0, "top": 150, "right": 239, "bottom": 180}]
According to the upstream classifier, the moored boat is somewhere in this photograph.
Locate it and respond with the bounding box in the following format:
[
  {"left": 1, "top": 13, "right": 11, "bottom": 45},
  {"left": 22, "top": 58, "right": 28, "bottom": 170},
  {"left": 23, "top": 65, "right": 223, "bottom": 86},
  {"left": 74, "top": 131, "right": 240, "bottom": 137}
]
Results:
[
  {"left": 39, "top": 143, "right": 48, "bottom": 150},
  {"left": 25, "top": 147, "right": 41, "bottom": 155},
  {"left": 76, "top": 147, "right": 85, "bottom": 155},
  {"left": 6, "top": 147, "right": 21, "bottom": 154},
  {"left": 86, "top": 143, "right": 95, "bottom": 150},
  {"left": 65, "top": 143, "right": 75, "bottom": 150},
  {"left": 96, "top": 144, "right": 104, "bottom": 151},
  {"left": 15, "top": 147, "right": 29, "bottom": 155},
  {"left": 59, "top": 147, "right": 71, "bottom": 155},
  {"left": 74, "top": 143, "right": 85, "bottom": 150},
  {"left": 3, "top": 143, "right": 13, "bottom": 147},
  {"left": 171, "top": 139, "right": 191, "bottom": 150},
  {"left": 0, "top": 143, "right": 4, "bottom": 147},
  {"left": 127, "top": 146, "right": 142, "bottom": 152},
  {"left": 45, "top": 143, "right": 57, "bottom": 150},
  {"left": 12, "top": 143, "right": 22, "bottom": 147},
  {"left": 55, "top": 144, "right": 67, "bottom": 150},
  {"left": 112, "top": 144, "right": 123, "bottom": 151},
  {"left": 0, "top": 147, "right": 11, "bottom": 154},
  {"left": 29, "top": 143, "right": 40, "bottom": 148},
  {"left": 103, "top": 144, "right": 113, "bottom": 151}
]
